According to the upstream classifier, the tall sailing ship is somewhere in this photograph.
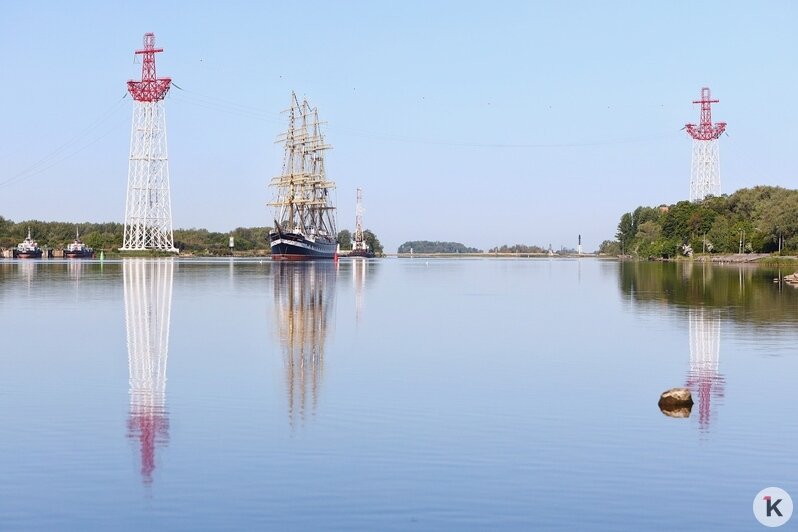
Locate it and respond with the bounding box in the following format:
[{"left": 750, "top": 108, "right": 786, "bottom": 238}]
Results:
[{"left": 268, "top": 92, "right": 337, "bottom": 260}]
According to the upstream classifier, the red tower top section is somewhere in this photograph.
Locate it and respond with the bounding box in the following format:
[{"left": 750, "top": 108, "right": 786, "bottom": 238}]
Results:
[
  {"left": 685, "top": 87, "right": 726, "bottom": 141},
  {"left": 127, "top": 33, "right": 171, "bottom": 102}
]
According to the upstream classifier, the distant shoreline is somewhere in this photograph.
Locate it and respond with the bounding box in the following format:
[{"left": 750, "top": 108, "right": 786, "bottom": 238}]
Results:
[
  {"left": 388, "top": 252, "right": 798, "bottom": 264},
  {"left": 4, "top": 250, "right": 795, "bottom": 264},
  {"left": 391, "top": 252, "right": 601, "bottom": 259}
]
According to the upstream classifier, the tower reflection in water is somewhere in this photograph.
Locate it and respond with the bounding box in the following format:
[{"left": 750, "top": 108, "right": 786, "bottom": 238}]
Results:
[
  {"left": 124, "top": 259, "right": 174, "bottom": 484},
  {"left": 352, "top": 258, "right": 367, "bottom": 323},
  {"left": 273, "top": 262, "right": 336, "bottom": 426},
  {"left": 685, "top": 307, "right": 725, "bottom": 430}
]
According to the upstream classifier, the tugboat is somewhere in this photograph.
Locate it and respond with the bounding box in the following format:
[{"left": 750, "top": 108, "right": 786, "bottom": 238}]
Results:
[
  {"left": 64, "top": 229, "right": 94, "bottom": 258},
  {"left": 13, "top": 228, "right": 43, "bottom": 259},
  {"left": 268, "top": 92, "right": 337, "bottom": 260}
]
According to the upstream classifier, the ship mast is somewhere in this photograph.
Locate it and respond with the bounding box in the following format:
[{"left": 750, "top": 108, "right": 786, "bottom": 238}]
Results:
[{"left": 269, "top": 92, "right": 336, "bottom": 237}]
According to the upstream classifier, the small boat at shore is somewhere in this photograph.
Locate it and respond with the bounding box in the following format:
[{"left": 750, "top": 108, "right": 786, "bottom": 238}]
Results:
[
  {"left": 64, "top": 229, "right": 94, "bottom": 258},
  {"left": 13, "top": 228, "right": 43, "bottom": 259}
]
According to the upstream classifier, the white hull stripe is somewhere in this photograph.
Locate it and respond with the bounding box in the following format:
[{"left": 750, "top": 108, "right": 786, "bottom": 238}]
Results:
[{"left": 271, "top": 238, "right": 335, "bottom": 252}]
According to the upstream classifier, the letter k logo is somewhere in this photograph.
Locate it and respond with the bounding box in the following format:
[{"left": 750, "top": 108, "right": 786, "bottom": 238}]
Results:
[
  {"left": 754, "top": 487, "right": 792, "bottom": 526},
  {"left": 765, "top": 496, "right": 784, "bottom": 518}
]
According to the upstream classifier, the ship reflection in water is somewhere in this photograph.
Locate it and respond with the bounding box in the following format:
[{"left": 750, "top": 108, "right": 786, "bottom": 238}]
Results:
[
  {"left": 124, "top": 259, "right": 174, "bottom": 484},
  {"left": 66, "top": 258, "right": 84, "bottom": 280},
  {"left": 273, "top": 262, "right": 336, "bottom": 426},
  {"left": 686, "top": 307, "right": 724, "bottom": 430}
]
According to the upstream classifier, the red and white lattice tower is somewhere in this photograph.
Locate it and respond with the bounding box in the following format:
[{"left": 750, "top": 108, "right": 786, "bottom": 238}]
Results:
[
  {"left": 685, "top": 87, "right": 727, "bottom": 202},
  {"left": 120, "top": 33, "right": 177, "bottom": 252}
]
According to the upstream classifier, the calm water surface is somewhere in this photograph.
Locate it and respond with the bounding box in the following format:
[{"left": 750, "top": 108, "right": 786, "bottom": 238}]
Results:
[{"left": 1, "top": 258, "right": 796, "bottom": 530}]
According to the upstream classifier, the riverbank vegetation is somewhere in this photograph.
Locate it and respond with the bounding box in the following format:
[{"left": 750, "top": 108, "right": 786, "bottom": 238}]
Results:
[
  {"left": 604, "top": 186, "right": 798, "bottom": 259},
  {"left": 398, "top": 241, "right": 481, "bottom": 253},
  {"left": 1, "top": 215, "right": 385, "bottom": 257},
  {"left": 0, "top": 216, "right": 271, "bottom": 255},
  {"left": 488, "top": 244, "right": 546, "bottom": 254}
]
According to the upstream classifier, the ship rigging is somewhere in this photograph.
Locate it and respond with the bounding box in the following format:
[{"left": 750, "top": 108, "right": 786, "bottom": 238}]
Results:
[{"left": 268, "top": 92, "right": 337, "bottom": 260}]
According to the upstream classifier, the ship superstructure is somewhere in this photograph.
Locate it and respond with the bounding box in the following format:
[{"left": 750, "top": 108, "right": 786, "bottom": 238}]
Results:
[
  {"left": 64, "top": 228, "right": 94, "bottom": 258},
  {"left": 14, "top": 228, "right": 43, "bottom": 259}
]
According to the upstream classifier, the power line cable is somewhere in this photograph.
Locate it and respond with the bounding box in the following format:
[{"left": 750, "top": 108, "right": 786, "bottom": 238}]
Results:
[
  {"left": 170, "top": 85, "right": 678, "bottom": 148},
  {"left": 0, "top": 95, "right": 127, "bottom": 189}
]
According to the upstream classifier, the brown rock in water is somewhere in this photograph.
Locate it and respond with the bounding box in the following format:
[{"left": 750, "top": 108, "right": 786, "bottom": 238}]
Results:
[
  {"left": 660, "top": 405, "right": 692, "bottom": 418},
  {"left": 658, "top": 387, "right": 694, "bottom": 416}
]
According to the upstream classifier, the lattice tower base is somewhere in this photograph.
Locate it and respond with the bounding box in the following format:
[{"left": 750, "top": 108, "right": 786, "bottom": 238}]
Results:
[{"left": 689, "top": 139, "right": 721, "bottom": 202}]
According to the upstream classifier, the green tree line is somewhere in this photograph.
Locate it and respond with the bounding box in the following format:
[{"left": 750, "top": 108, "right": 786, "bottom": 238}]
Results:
[
  {"left": 0, "top": 215, "right": 272, "bottom": 254},
  {"left": 398, "top": 241, "right": 482, "bottom": 254},
  {"left": 0, "top": 217, "right": 125, "bottom": 251},
  {"left": 0, "top": 215, "right": 386, "bottom": 256},
  {"left": 488, "top": 244, "right": 547, "bottom": 254},
  {"left": 174, "top": 226, "right": 272, "bottom": 254},
  {"left": 607, "top": 186, "right": 798, "bottom": 258}
]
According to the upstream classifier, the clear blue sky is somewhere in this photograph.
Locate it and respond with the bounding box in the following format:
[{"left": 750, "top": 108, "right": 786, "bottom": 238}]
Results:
[{"left": 1, "top": 1, "right": 796, "bottom": 252}]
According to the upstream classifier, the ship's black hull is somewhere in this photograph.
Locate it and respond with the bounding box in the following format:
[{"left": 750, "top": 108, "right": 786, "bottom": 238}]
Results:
[
  {"left": 64, "top": 250, "right": 94, "bottom": 259},
  {"left": 13, "top": 250, "right": 43, "bottom": 259},
  {"left": 269, "top": 231, "right": 337, "bottom": 260}
]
